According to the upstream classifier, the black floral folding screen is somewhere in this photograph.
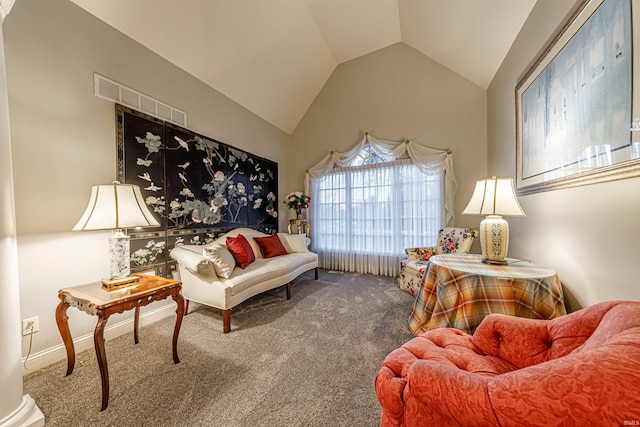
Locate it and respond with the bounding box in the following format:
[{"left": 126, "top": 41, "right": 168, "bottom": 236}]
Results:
[{"left": 116, "top": 104, "right": 278, "bottom": 277}]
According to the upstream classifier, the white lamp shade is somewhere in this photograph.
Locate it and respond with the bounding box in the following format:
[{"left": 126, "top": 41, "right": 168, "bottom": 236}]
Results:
[
  {"left": 73, "top": 182, "right": 160, "bottom": 231},
  {"left": 462, "top": 177, "right": 525, "bottom": 217}
]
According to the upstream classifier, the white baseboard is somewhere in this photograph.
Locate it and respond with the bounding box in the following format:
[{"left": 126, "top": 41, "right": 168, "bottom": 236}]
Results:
[{"left": 21, "top": 303, "right": 179, "bottom": 375}]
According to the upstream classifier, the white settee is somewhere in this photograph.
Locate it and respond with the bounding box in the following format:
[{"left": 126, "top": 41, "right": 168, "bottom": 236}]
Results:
[{"left": 169, "top": 227, "right": 318, "bottom": 333}]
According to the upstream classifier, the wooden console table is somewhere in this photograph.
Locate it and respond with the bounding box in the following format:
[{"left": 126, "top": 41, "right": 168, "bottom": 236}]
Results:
[
  {"left": 55, "top": 274, "right": 185, "bottom": 411},
  {"left": 408, "top": 254, "right": 566, "bottom": 335}
]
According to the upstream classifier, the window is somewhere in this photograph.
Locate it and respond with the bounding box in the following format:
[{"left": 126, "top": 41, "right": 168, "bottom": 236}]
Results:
[
  {"left": 310, "top": 145, "right": 444, "bottom": 276},
  {"left": 351, "top": 144, "right": 387, "bottom": 166}
]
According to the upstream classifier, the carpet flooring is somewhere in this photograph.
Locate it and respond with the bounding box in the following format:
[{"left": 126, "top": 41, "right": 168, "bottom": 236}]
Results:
[{"left": 24, "top": 269, "right": 416, "bottom": 426}]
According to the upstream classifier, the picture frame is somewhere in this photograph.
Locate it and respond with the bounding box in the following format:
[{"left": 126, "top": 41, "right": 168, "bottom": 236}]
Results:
[{"left": 515, "top": 0, "right": 640, "bottom": 195}]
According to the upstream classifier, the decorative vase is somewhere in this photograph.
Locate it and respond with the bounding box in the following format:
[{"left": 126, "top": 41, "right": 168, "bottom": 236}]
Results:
[
  {"left": 479, "top": 215, "right": 509, "bottom": 265},
  {"left": 296, "top": 209, "right": 303, "bottom": 220}
]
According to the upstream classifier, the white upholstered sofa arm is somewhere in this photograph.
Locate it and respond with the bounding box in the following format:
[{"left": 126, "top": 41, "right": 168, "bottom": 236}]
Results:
[{"left": 170, "top": 246, "right": 217, "bottom": 277}]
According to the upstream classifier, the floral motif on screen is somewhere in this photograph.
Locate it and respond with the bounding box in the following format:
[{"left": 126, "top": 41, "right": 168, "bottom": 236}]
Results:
[
  {"left": 118, "top": 107, "right": 279, "bottom": 274},
  {"left": 131, "top": 129, "right": 276, "bottom": 230}
]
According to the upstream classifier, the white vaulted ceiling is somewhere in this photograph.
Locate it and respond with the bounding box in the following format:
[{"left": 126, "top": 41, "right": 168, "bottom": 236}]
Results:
[{"left": 70, "top": 0, "right": 537, "bottom": 134}]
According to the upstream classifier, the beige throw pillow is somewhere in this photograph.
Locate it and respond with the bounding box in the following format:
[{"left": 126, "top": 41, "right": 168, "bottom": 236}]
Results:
[
  {"left": 277, "top": 233, "right": 309, "bottom": 253},
  {"left": 203, "top": 244, "right": 236, "bottom": 278}
]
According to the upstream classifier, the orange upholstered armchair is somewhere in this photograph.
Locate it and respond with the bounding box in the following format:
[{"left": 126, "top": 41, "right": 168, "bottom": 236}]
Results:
[{"left": 375, "top": 301, "right": 640, "bottom": 426}]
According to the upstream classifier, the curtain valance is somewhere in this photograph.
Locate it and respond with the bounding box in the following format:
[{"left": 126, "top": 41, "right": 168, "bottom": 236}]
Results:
[{"left": 305, "top": 133, "right": 456, "bottom": 225}]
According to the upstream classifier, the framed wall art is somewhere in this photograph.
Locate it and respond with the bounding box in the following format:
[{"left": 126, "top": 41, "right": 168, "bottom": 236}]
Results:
[
  {"left": 516, "top": 0, "right": 640, "bottom": 195},
  {"left": 116, "top": 104, "right": 279, "bottom": 277}
]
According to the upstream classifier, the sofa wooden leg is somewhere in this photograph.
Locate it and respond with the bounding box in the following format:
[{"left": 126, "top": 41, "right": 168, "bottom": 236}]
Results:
[
  {"left": 315, "top": 267, "right": 319, "bottom": 280},
  {"left": 185, "top": 300, "right": 190, "bottom": 315},
  {"left": 286, "top": 282, "right": 291, "bottom": 300},
  {"left": 222, "top": 309, "right": 231, "bottom": 334}
]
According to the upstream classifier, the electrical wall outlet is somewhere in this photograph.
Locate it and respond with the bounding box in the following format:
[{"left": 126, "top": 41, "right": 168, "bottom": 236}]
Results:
[{"left": 22, "top": 316, "right": 39, "bottom": 336}]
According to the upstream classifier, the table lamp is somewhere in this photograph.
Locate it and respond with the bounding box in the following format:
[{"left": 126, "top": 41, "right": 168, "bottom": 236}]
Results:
[
  {"left": 462, "top": 176, "right": 525, "bottom": 265},
  {"left": 73, "top": 181, "right": 160, "bottom": 289}
]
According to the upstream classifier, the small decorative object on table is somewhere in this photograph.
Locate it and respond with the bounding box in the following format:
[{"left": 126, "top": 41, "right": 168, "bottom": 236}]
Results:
[{"left": 284, "top": 191, "right": 311, "bottom": 219}]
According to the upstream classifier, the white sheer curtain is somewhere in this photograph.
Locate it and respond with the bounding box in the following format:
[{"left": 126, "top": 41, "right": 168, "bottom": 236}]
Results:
[{"left": 305, "top": 134, "right": 456, "bottom": 276}]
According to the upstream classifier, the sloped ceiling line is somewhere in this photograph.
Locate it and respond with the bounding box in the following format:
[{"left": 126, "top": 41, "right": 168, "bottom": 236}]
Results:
[{"left": 70, "top": 0, "right": 537, "bottom": 135}]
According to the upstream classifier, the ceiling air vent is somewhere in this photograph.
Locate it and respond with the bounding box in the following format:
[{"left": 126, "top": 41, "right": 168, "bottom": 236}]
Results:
[{"left": 94, "top": 73, "right": 187, "bottom": 127}]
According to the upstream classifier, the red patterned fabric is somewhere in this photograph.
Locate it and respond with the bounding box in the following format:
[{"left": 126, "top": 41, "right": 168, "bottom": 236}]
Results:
[
  {"left": 226, "top": 234, "right": 255, "bottom": 269},
  {"left": 253, "top": 234, "right": 288, "bottom": 258},
  {"left": 376, "top": 301, "right": 640, "bottom": 426}
]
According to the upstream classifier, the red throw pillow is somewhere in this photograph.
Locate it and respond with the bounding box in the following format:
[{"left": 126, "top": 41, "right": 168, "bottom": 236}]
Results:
[
  {"left": 226, "top": 234, "right": 255, "bottom": 269},
  {"left": 254, "top": 234, "right": 288, "bottom": 258}
]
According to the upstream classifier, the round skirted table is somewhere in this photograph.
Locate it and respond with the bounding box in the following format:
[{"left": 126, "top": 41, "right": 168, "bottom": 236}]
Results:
[{"left": 408, "top": 253, "right": 566, "bottom": 335}]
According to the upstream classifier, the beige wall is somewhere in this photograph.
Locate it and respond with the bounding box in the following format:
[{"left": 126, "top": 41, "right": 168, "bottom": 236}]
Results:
[
  {"left": 487, "top": 0, "right": 640, "bottom": 311},
  {"left": 4, "top": 0, "right": 291, "bottom": 362},
  {"left": 291, "top": 42, "right": 487, "bottom": 230}
]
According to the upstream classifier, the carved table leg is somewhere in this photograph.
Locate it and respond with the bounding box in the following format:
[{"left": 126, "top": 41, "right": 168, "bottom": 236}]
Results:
[
  {"left": 171, "top": 292, "right": 185, "bottom": 364},
  {"left": 134, "top": 306, "right": 140, "bottom": 345},
  {"left": 55, "top": 298, "right": 75, "bottom": 376},
  {"left": 94, "top": 313, "right": 110, "bottom": 411}
]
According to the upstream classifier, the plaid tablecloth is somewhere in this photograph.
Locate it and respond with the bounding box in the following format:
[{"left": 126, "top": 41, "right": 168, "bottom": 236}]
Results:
[{"left": 408, "top": 254, "right": 566, "bottom": 335}]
